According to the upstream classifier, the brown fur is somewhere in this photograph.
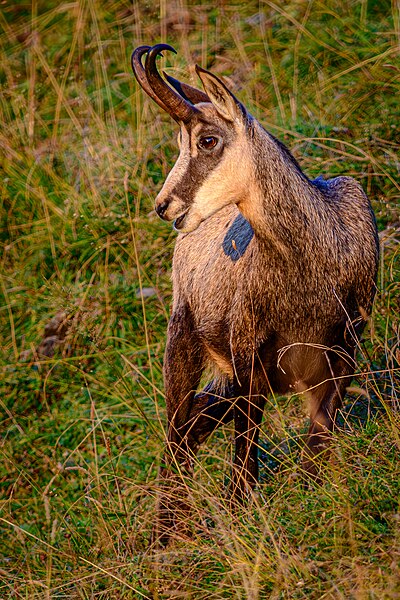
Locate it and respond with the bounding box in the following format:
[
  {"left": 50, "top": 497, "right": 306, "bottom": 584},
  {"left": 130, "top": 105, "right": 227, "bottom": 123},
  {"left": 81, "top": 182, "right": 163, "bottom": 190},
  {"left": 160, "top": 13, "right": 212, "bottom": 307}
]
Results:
[{"left": 131, "top": 47, "right": 379, "bottom": 543}]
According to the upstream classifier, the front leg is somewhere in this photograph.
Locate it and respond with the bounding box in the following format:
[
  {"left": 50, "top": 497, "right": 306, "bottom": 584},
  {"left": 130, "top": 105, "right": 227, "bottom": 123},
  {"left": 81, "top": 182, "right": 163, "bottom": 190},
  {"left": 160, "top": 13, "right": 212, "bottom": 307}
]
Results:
[
  {"left": 231, "top": 391, "right": 265, "bottom": 501},
  {"left": 154, "top": 304, "right": 205, "bottom": 544},
  {"left": 163, "top": 306, "right": 205, "bottom": 461},
  {"left": 229, "top": 358, "right": 266, "bottom": 500},
  {"left": 184, "top": 380, "right": 235, "bottom": 453}
]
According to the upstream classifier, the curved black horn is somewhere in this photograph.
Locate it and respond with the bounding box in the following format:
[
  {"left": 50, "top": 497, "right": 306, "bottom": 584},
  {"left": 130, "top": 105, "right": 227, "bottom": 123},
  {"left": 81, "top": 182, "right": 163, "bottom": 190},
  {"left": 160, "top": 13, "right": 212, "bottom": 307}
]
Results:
[
  {"left": 144, "top": 44, "right": 198, "bottom": 123},
  {"left": 163, "top": 72, "right": 210, "bottom": 104},
  {"left": 131, "top": 45, "right": 171, "bottom": 114}
]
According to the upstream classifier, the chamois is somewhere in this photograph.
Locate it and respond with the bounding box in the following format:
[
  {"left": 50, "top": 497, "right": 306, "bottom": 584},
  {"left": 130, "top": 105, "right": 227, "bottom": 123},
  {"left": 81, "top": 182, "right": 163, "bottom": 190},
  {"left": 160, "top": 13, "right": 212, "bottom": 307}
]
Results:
[{"left": 131, "top": 44, "right": 379, "bottom": 539}]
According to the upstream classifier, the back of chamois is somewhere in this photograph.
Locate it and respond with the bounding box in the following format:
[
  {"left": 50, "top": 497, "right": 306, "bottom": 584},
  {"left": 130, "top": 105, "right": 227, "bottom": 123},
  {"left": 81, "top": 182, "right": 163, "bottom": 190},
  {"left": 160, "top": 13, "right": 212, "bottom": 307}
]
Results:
[{"left": 131, "top": 44, "right": 379, "bottom": 542}]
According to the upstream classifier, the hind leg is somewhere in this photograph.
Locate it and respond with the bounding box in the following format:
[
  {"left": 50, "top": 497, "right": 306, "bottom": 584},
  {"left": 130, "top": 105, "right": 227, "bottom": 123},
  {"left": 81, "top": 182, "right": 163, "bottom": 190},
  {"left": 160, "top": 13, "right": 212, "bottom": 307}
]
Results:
[{"left": 302, "top": 354, "right": 354, "bottom": 480}]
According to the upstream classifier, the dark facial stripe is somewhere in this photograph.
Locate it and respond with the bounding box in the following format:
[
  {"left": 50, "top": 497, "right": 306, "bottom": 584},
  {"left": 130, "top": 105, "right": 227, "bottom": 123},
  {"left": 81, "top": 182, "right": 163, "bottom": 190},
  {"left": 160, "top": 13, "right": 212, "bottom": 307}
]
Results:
[
  {"left": 170, "top": 120, "right": 235, "bottom": 206},
  {"left": 171, "top": 157, "right": 219, "bottom": 203}
]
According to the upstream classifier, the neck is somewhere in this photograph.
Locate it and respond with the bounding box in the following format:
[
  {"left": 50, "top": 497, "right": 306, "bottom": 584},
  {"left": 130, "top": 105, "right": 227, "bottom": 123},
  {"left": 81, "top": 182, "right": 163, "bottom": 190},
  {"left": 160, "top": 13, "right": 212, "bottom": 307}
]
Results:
[{"left": 236, "top": 121, "right": 326, "bottom": 253}]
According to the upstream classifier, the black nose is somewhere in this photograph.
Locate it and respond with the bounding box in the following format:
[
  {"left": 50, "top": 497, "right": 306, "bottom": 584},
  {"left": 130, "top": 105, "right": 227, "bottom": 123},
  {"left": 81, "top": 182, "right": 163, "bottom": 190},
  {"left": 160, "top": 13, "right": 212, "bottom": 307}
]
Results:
[{"left": 155, "top": 200, "right": 169, "bottom": 218}]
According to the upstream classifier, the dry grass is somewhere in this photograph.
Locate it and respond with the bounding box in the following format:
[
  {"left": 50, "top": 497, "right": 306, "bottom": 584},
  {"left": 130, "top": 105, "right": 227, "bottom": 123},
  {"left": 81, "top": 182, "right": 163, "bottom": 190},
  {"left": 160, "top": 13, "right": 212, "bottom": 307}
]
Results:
[{"left": 0, "top": 0, "right": 399, "bottom": 598}]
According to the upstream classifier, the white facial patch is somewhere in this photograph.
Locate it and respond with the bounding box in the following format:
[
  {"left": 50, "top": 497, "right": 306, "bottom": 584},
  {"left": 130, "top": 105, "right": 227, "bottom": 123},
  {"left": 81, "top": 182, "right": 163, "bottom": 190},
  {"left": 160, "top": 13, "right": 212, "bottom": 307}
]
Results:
[
  {"left": 190, "top": 128, "right": 254, "bottom": 224},
  {"left": 155, "top": 127, "right": 191, "bottom": 220}
]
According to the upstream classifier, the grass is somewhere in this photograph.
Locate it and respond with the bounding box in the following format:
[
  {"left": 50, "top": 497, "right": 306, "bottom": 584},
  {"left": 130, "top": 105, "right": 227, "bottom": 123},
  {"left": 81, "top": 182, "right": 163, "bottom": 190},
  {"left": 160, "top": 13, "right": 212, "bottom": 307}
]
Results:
[{"left": 0, "top": 0, "right": 399, "bottom": 598}]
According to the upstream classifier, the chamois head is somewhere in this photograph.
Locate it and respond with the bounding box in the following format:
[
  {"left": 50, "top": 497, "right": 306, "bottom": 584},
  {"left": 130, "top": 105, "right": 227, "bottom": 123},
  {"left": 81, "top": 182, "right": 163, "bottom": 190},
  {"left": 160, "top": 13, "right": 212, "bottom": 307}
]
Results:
[{"left": 131, "top": 44, "right": 254, "bottom": 233}]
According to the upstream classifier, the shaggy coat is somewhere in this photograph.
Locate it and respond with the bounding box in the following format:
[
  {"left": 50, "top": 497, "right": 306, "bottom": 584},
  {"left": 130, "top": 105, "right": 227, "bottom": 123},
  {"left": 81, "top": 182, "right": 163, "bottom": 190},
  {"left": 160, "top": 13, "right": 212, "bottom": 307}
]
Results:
[{"left": 131, "top": 44, "right": 379, "bottom": 541}]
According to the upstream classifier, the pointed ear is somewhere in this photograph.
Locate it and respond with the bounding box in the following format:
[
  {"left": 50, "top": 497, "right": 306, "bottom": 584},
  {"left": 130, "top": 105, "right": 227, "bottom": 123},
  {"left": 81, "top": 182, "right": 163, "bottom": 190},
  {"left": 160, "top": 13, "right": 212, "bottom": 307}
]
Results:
[{"left": 195, "top": 65, "right": 246, "bottom": 122}]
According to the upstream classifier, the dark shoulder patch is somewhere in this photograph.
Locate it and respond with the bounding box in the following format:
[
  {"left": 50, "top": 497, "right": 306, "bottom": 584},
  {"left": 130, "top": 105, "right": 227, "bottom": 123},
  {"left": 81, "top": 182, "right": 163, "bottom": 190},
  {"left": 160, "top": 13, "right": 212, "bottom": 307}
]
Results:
[
  {"left": 222, "top": 213, "right": 254, "bottom": 262},
  {"left": 312, "top": 175, "right": 329, "bottom": 191}
]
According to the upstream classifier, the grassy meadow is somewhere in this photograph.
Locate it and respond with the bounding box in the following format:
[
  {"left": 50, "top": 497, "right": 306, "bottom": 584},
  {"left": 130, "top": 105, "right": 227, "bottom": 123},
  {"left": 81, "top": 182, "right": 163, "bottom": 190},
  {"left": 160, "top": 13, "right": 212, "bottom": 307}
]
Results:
[{"left": 0, "top": 0, "right": 399, "bottom": 597}]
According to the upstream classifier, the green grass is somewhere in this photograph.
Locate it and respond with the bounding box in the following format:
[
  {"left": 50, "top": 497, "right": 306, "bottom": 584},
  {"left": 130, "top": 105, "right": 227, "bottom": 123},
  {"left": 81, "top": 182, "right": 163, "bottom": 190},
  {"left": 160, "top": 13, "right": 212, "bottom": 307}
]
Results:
[{"left": 0, "top": 0, "right": 399, "bottom": 598}]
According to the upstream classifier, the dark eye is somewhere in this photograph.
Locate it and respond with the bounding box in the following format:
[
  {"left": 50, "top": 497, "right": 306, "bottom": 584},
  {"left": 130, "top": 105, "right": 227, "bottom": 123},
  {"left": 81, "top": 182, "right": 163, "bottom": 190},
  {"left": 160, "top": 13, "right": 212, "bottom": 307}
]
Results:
[{"left": 198, "top": 136, "right": 219, "bottom": 150}]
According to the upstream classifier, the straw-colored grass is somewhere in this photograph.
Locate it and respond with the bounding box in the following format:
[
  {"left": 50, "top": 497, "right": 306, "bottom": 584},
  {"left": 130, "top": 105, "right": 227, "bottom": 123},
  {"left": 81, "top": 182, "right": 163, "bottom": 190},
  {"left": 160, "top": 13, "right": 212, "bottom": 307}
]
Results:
[{"left": 0, "top": 1, "right": 398, "bottom": 598}]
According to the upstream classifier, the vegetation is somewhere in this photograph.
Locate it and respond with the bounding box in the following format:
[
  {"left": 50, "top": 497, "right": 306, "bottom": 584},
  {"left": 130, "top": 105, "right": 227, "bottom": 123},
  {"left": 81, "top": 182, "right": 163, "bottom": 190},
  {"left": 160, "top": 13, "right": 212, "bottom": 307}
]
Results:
[{"left": 0, "top": 0, "right": 398, "bottom": 597}]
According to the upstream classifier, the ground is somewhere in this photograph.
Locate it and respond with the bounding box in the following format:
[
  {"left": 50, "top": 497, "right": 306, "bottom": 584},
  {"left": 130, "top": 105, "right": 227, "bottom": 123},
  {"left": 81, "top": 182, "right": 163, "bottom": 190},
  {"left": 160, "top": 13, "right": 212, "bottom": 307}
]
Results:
[{"left": 0, "top": 1, "right": 399, "bottom": 598}]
